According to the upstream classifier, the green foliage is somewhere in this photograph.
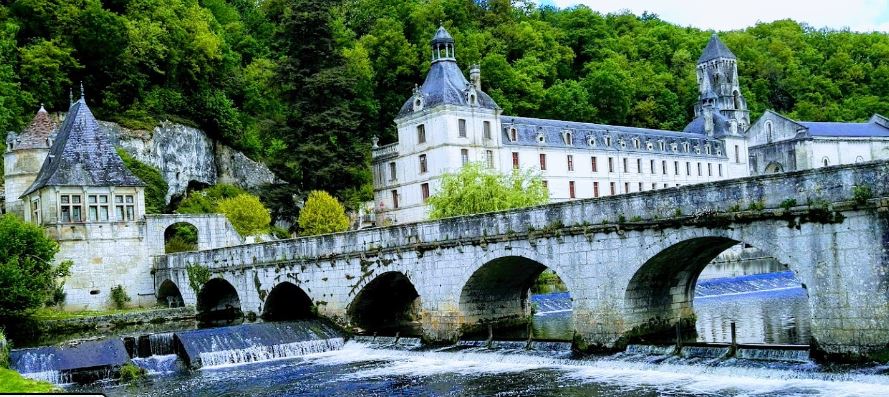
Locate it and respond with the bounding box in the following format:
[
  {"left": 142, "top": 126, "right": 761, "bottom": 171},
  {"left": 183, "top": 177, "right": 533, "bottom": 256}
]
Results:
[
  {"left": 747, "top": 200, "right": 765, "bottom": 211},
  {"left": 852, "top": 185, "right": 872, "bottom": 205},
  {"left": 0, "top": 215, "right": 67, "bottom": 322},
  {"left": 118, "top": 362, "right": 146, "bottom": 383},
  {"left": 164, "top": 223, "right": 198, "bottom": 254},
  {"left": 0, "top": 329, "right": 8, "bottom": 369},
  {"left": 297, "top": 190, "right": 351, "bottom": 236},
  {"left": 116, "top": 148, "right": 168, "bottom": 214},
  {"left": 427, "top": 163, "right": 548, "bottom": 219},
  {"left": 780, "top": 198, "right": 798, "bottom": 210},
  {"left": 110, "top": 285, "right": 131, "bottom": 309},
  {"left": 216, "top": 194, "right": 272, "bottom": 236},
  {"left": 177, "top": 184, "right": 249, "bottom": 214},
  {"left": 629, "top": 215, "right": 643, "bottom": 222},
  {"left": 185, "top": 263, "right": 211, "bottom": 293},
  {"left": 0, "top": 368, "right": 60, "bottom": 393},
  {"left": 727, "top": 203, "right": 742, "bottom": 212},
  {"left": 531, "top": 269, "right": 567, "bottom": 294}
]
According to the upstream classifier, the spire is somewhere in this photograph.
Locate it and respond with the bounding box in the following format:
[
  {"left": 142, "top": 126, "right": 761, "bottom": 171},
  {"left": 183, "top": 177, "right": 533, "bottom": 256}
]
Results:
[
  {"left": 430, "top": 25, "right": 455, "bottom": 63},
  {"left": 698, "top": 34, "right": 736, "bottom": 63},
  {"left": 69, "top": 88, "right": 73, "bottom": 106},
  {"left": 79, "top": 81, "right": 85, "bottom": 101}
]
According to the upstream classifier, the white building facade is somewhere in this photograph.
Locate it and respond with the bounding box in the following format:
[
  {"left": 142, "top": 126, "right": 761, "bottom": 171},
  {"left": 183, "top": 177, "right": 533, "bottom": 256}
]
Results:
[{"left": 372, "top": 29, "right": 751, "bottom": 224}]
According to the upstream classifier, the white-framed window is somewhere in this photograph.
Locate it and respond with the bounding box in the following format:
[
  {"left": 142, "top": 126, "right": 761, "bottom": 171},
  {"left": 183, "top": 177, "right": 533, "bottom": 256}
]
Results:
[
  {"left": 461, "top": 149, "right": 469, "bottom": 165},
  {"left": 604, "top": 136, "right": 612, "bottom": 146},
  {"left": 417, "top": 124, "right": 426, "bottom": 144},
  {"left": 633, "top": 139, "right": 640, "bottom": 149},
  {"left": 537, "top": 132, "right": 545, "bottom": 143},
  {"left": 60, "top": 194, "right": 83, "bottom": 223},
  {"left": 486, "top": 150, "right": 494, "bottom": 168},
  {"left": 483, "top": 121, "right": 492, "bottom": 139},
  {"left": 115, "top": 194, "right": 135, "bottom": 221},
  {"left": 588, "top": 135, "right": 596, "bottom": 146},
  {"left": 87, "top": 194, "right": 110, "bottom": 222},
  {"left": 563, "top": 130, "right": 573, "bottom": 145},
  {"left": 509, "top": 127, "right": 518, "bottom": 142},
  {"left": 419, "top": 154, "right": 428, "bottom": 173},
  {"left": 389, "top": 162, "right": 397, "bottom": 181},
  {"left": 31, "top": 199, "right": 40, "bottom": 224},
  {"left": 458, "top": 119, "right": 467, "bottom": 138}
]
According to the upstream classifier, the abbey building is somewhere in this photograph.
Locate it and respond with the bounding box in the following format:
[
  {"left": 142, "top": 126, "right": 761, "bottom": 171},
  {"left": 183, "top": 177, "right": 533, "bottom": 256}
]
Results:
[{"left": 372, "top": 29, "right": 752, "bottom": 224}]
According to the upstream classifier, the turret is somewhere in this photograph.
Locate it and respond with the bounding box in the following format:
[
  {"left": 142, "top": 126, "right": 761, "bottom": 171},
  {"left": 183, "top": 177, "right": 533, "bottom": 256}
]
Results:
[{"left": 3, "top": 105, "right": 56, "bottom": 217}]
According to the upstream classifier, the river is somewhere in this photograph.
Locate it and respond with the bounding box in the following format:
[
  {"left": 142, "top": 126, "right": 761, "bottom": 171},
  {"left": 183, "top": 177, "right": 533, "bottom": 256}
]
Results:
[{"left": 20, "top": 272, "right": 889, "bottom": 396}]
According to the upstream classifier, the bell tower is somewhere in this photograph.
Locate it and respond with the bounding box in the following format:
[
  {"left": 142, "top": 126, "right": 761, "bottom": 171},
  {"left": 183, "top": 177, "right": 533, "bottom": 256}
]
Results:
[{"left": 695, "top": 34, "right": 749, "bottom": 131}]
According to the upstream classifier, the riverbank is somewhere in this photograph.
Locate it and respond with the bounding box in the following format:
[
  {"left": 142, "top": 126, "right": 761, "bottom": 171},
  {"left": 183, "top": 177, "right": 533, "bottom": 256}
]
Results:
[{"left": 0, "top": 368, "right": 61, "bottom": 393}]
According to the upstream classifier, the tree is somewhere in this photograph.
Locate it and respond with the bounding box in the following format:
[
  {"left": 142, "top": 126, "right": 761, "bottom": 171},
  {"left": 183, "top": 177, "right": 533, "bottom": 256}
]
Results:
[
  {"left": 117, "top": 148, "right": 169, "bottom": 214},
  {"left": 216, "top": 194, "right": 271, "bottom": 236},
  {"left": 297, "top": 190, "right": 350, "bottom": 236},
  {"left": 177, "top": 184, "right": 249, "bottom": 214},
  {"left": 427, "top": 163, "right": 548, "bottom": 219},
  {"left": 0, "top": 215, "right": 69, "bottom": 321}
]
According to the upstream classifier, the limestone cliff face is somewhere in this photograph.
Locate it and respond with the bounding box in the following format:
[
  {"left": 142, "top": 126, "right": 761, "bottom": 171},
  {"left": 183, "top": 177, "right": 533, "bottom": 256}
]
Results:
[{"left": 101, "top": 121, "right": 279, "bottom": 202}]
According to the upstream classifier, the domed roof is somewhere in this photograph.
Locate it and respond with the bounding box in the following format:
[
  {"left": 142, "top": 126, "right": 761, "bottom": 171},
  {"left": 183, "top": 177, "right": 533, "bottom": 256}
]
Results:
[
  {"left": 431, "top": 26, "right": 455, "bottom": 44},
  {"left": 683, "top": 111, "right": 733, "bottom": 137}
]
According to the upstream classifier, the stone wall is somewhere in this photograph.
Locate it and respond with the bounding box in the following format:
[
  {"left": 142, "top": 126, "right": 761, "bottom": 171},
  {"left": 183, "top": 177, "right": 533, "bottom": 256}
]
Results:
[{"left": 155, "top": 160, "right": 889, "bottom": 359}]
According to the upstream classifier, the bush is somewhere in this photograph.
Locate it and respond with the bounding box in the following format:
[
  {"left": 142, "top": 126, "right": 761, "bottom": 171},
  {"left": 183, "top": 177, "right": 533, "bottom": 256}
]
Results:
[
  {"left": 427, "top": 163, "right": 548, "bottom": 219},
  {"left": 117, "top": 149, "right": 169, "bottom": 214},
  {"left": 177, "top": 184, "right": 248, "bottom": 214},
  {"left": 118, "top": 362, "right": 146, "bottom": 382},
  {"left": 298, "top": 191, "right": 350, "bottom": 236},
  {"left": 164, "top": 223, "right": 198, "bottom": 254},
  {"left": 110, "top": 285, "right": 131, "bottom": 309},
  {"left": 185, "top": 263, "right": 211, "bottom": 293},
  {"left": 0, "top": 215, "right": 67, "bottom": 322},
  {"left": 780, "top": 198, "right": 798, "bottom": 210},
  {"left": 747, "top": 200, "right": 765, "bottom": 211},
  {"left": 216, "top": 194, "right": 271, "bottom": 236},
  {"left": 852, "top": 185, "right": 872, "bottom": 205}
]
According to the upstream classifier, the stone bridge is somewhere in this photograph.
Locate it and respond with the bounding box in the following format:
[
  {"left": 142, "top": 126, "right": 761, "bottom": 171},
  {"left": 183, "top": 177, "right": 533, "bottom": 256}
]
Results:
[{"left": 153, "top": 161, "right": 889, "bottom": 359}]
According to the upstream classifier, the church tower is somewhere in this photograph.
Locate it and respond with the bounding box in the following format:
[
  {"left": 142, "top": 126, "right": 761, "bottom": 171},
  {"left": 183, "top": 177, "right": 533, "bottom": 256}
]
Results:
[{"left": 694, "top": 34, "right": 750, "bottom": 131}]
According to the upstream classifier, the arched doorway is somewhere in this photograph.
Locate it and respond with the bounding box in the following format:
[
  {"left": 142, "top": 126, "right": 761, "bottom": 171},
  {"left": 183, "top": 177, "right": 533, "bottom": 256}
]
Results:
[
  {"left": 348, "top": 272, "right": 421, "bottom": 336},
  {"left": 459, "top": 256, "right": 573, "bottom": 341},
  {"left": 623, "top": 237, "right": 809, "bottom": 346},
  {"left": 764, "top": 161, "right": 784, "bottom": 174},
  {"left": 164, "top": 222, "right": 198, "bottom": 254},
  {"left": 262, "top": 282, "right": 314, "bottom": 321},
  {"left": 157, "top": 279, "right": 184, "bottom": 308},
  {"left": 196, "top": 278, "right": 242, "bottom": 322}
]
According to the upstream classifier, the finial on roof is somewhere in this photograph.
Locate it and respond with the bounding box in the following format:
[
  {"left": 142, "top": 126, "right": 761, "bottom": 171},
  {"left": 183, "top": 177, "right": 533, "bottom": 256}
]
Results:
[
  {"left": 69, "top": 88, "right": 73, "bottom": 106},
  {"left": 80, "top": 81, "right": 85, "bottom": 100},
  {"left": 39, "top": 103, "right": 46, "bottom": 113}
]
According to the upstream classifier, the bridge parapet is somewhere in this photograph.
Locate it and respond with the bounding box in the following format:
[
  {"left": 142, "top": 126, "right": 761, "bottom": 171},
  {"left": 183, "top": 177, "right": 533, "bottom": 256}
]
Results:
[{"left": 155, "top": 160, "right": 889, "bottom": 273}]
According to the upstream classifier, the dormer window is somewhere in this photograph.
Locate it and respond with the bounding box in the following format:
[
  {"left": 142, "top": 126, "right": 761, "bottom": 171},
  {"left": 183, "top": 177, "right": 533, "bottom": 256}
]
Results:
[
  {"left": 705, "top": 144, "right": 712, "bottom": 155},
  {"left": 536, "top": 132, "right": 545, "bottom": 144},
  {"left": 509, "top": 127, "right": 518, "bottom": 142},
  {"left": 468, "top": 92, "right": 477, "bottom": 106},
  {"left": 633, "top": 139, "right": 640, "bottom": 149},
  {"left": 646, "top": 141, "right": 653, "bottom": 150},
  {"left": 671, "top": 143, "right": 678, "bottom": 152},
  {"left": 562, "top": 130, "right": 573, "bottom": 145},
  {"left": 683, "top": 142, "right": 690, "bottom": 152},
  {"left": 413, "top": 96, "right": 424, "bottom": 111},
  {"left": 619, "top": 139, "right": 626, "bottom": 149},
  {"left": 604, "top": 136, "right": 611, "bottom": 147},
  {"left": 694, "top": 145, "right": 701, "bottom": 154},
  {"left": 587, "top": 135, "right": 596, "bottom": 146},
  {"left": 659, "top": 141, "right": 666, "bottom": 151}
]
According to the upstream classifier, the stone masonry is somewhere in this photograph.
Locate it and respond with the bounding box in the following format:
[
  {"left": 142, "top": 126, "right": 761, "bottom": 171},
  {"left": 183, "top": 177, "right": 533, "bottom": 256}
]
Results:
[{"left": 154, "top": 160, "right": 889, "bottom": 359}]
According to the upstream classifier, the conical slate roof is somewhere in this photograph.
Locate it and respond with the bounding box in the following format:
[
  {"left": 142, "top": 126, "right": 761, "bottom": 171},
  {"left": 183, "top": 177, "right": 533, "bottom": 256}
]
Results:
[
  {"left": 698, "top": 34, "right": 736, "bottom": 63},
  {"left": 21, "top": 98, "right": 144, "bottom": 197},
  {"left": 431, "top": 26, "right": 455, "bottom": 44},
  {"left": 14, "top": 106, "right": 57, "bottom": 149}
]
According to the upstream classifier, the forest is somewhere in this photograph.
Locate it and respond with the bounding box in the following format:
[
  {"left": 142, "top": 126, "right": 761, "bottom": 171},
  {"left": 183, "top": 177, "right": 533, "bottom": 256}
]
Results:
[{"left": 1, "top": 0, "right": 889, "bottom": 216}]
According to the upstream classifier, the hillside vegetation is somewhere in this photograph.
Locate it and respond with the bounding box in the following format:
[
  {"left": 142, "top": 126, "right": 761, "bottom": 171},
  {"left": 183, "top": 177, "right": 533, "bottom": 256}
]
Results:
[{"left": 1, "top": 0, "right": 888, "bottom": 209}]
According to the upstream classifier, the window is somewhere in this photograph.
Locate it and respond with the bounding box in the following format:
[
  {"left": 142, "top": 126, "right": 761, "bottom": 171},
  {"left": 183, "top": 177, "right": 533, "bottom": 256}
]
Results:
[
  {"left": 766, "top": 121, "right": 773, "bottom": 143},
  {"left": 674, "top": 161, "right": 679, "bottom": 175},
  {"left": 718, "top": 164, "right": 723, "bottom": 176},
  {"left": 484, "top": 121, "right": 491, "bottom": 139},
  {"left": 115, "top": 195, "right": 135, "bottom": 221},
  {"left": 604, "top": 136, "right": 612, "bottom": 146},
  {"left": 686, "top": 162, "right": 691, "bottom": 176},
  {"left": 662, "top": 160, "right": 667, "bottom": 174},
  {"left": 389, "top": 162, "right": 397, "bottom": 181},
  {"left": 461, "top": 149, "right": 469, "bottom": 165},
  {"left": 734, "top": 145, "right": 740, "bottom": 163},
  {"left": 608, "top": 157, "right": 614, "bottom": 173},
  {"left": 567, "top": 155, "right": 574, "bottom": 171},
  {"left": 60, "top": 194, "right": 83, "bottom": 223},
  {"left": 591, "top": 157, "right": 598, "bottom": 172},
  {"left": 512, "top": 152, "right": 519, "bottom": 169},
  {"left": 417, "top": 124, "right": 426, "bottom": 144},
  {"left": 539, "top": 153, "right": 547, "bottom": 170},
  {"left": 537, "top": 133, "right": 545, "bottom": 143},
  {"left": 391, "top": 190, "right": 399, "bottom": 209},
  {"left": 419, "top": 154, "right": 428, "bottom": 173},
  {"left": 637, "top": 159, "right": 642, "bottom": 174},
  {"left": 564, "top": 131, "right": 573, "bottom": 145},
  {"left": 88, "top": 194, "right": 110, "bottom": 222},
  {"left": 708, "top": 163, "right": 713, "bottom": 176},
  {"left": 633, "top": 139, "right": 640, "bottom": 149},
  {"left": 593, "top": 182, "right": 599, "bottom": 198},
  {"left": 31, "top": 199, "right": 40, "bottom": 224},
  {"left": 486, "top": 150, "right": 494, "bottom": 168},
  {"left": 651, "top": 183, "right": 656, "bottom": 190},
  {"left": 610, "top": 182, "right": 616, "bottom": 195},
  {"left": 650, "top": 159, "right": 655, "bottom": 174},
  {"left": 697, "top": 162, "right": 702, "bottom": 176},
  {"left": 659, "top": 141, "right": 666, "bottom": 151},
  {"left": 822, "top": 157, "right": 830, "bottom": 167},
  {"left": 542, "top": 180, "right": 548, "bottom": 192},
  {"left": 624, "top": 182, "right": 630, "bottom": 193},
  {"left": 683, "top": 143, "right": 690, "bottom": 152},
  {"left": 509, "top": 127, "right": 518, "bottom": 142},
  {"left": 706, "top": 145, "right": 712, "bottom": 155},
  {"left": 663, "top": 183, "right": 668, "bottom": 189},
  {"left": 421, "top": 183, "right": 430, "bottom": 202},
  {"left": 569, "top": 181, "right": 576, "bottom": 199},
  {"left": 458, "top": 119, "right": 467, "bottom": 137},
  {"left": 623, "top": 158, "right": 628, "bottom": 173},
  {"left": 638, "top": 182, "right": 643, "bottom": 191}
]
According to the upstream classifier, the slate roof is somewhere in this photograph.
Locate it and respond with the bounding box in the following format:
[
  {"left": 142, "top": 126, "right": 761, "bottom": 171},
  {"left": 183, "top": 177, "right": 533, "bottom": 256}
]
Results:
[
  {"left": 21, "top": 98, "right": 144, "bottom": 197},
  {"left": 683, "top": 111, "right": 733, "bottom": 137},
  {"left": 12, "top": 106, "right": 57, "bottom": 149},
  {"left": 698, "top": 34, "right": 736, "bottom": 63},
  {"left": 501, "top": 116, "right": 725, "bottom": 158},
  {"left": 431, "top": 26, "right": 455, "bottom": 44},
  {"left": 397, "top": 48, "right": 498, "bottom": 117},
  {"left": 799, "top": 121, "right": 889, "bottom": 137}
]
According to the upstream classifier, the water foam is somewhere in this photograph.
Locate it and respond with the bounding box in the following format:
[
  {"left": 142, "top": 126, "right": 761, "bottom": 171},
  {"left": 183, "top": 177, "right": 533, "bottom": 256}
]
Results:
[{"left": 200, "top": 338, "right": 345, "bottom": 369}]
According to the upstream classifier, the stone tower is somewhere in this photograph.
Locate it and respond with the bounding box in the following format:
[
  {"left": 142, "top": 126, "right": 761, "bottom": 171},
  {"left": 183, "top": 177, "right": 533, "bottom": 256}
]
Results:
[
  {"left": 694, "top": 34, "right": 750, "bottom": 132},
  {"left": 3, "top": 106, "right": 56, "bottom": 217}
]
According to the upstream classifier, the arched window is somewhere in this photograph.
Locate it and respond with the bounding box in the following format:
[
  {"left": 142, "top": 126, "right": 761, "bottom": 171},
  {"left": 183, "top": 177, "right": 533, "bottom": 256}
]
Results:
[
  {"left": 587, "top": 135, "right": 596, "bottom": 147},
  {"left": 563, "top": 131, "right": 573, "bottom": 145},
  {"left": 604, "top": 136, "right": 612, "bottom": 147},
  {"left": 765, "top": 121, "right": 773, "bottom": 143},
  {"left": 633, "top": 139, "right": 640, "bottom": 149},
  {"left": 733, "top": 90, "right": 741, "bottom": 109},
  {"left": 822, "top": 157, "right": 830, "bottom": 167}
]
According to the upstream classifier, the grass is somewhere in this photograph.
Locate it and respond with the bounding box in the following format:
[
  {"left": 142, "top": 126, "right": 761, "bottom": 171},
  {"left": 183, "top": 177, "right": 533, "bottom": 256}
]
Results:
[
  {"left": 0, "top": 368, "right": 61, "bottom": 393},
  {"left": 33, "top": 306, "right": 166, "bottom": 320}
]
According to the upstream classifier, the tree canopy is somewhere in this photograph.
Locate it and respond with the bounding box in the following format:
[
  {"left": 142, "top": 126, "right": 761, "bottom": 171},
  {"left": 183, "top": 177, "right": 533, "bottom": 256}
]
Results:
[
  {"left": 0, "top": 215, "right": 68, "bottom": 322},
  {"left": 0, "top": 0, "right": 889, "bottom": 215},
  {"left": 297, "top": 190, "right": 351, "bottom": 236},
  {"left": 427, "top": 163, "right": 548, "bottom": 219}
]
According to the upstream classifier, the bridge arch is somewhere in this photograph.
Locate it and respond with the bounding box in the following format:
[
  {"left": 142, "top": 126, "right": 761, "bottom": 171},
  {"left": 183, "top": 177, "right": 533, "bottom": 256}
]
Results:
[
  {"left": 197, "top": 278, "right": 243, "bottom": 321},
  {"left": 156, "top": 279, "right": 184, "bottom": 308},
  {"left": 262, "top": 282, "right": 314, "bottom": 321},
  {"left": 458, "top": 254, "right": 573, "bottom": 337},
  {"left": 347, "top": 271, "right": 421, "bottom": 335},
  {"left": 622, "top": 233, "right": 809, "bottom": 344}
]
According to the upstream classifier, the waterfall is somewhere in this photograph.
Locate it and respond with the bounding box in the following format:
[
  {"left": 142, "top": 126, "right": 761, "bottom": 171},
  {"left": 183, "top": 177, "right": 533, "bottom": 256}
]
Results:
[
  {"left": 625, "top": 344, "right": 676, "bottom": 356},
  {"left": 131, "top": 354, "right": 181, "bottom": 374},
  {"left": 679, "top": 345, "right": 731, "bottom": 359},
  {"left": 9, "top": 339, "right": 129, "bottom": 385},
  {"left": 736, "top": 347, "right": 810, "bottom": 363},
  {"left": 149, "top": 333, "right": 176, "bottom": 356},
  {"left": 198, "top": 338, "right": 344, "bottom": 368},
  {"left": 9, "top": 351, "right": 71, "bottom": 384}
]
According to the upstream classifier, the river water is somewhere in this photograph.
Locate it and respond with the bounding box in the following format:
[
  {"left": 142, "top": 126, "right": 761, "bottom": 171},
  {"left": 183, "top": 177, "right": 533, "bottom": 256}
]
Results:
[{"left": 56, "top": 272, "right": 889, "bottom": 396}]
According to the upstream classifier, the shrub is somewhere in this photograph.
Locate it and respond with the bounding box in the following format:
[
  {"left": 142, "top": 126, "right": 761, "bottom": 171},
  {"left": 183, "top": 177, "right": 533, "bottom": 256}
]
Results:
[
  {"left": 164, "top": 223, "right": 198, "bottom": 254},
  {"left": 0, "top": 215, "right": 67, "bottom": 322},
  {"left": 216, "top": 194, "right": 271, "bottom": 236},
  {"left": 852, "top": 185, "right": 872, "bottom": 205},
  {"left": 747, "top": 200, "right": 765, "bottom": 211},
  {"left": 177, "top": 184, "right": 249, "bottom": 214},
  {"left": 118, "top": 362, "right": 146, "bottom": 382},
  {"left": 780, "top": 198, "right": 798, "bottom": 210},
  {"left": 185, "top": 263, "right": 212, "bottom": 293},
  {"left": 117, "top": 149, "right": 169, "bottom": 214},
  {"left": 727, "top": 203, "right": 742, "bottom": 212},
  {"left": 298, "top": 191, "right": 350, "bottom": 236},
  {"left": 110, "top": 285, "right": 131, "bottom": 309}
]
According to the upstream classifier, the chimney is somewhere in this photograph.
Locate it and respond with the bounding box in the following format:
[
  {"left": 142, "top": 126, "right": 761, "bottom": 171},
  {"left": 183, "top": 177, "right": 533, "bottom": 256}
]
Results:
[{"left": 470, "top": 64, "right": 481, "bottom": 90}]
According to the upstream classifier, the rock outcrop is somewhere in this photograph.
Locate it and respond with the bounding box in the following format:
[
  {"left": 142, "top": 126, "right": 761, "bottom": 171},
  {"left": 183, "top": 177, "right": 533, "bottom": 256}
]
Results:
[{"left": 102, "top": 121, "right": 279, "bottom": 202}]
